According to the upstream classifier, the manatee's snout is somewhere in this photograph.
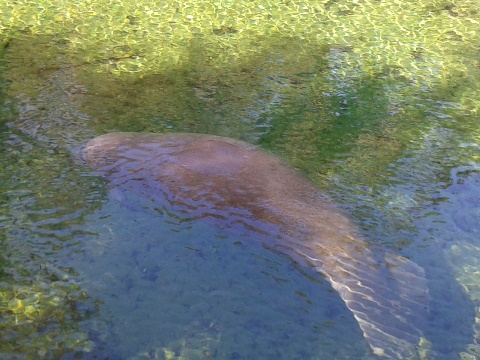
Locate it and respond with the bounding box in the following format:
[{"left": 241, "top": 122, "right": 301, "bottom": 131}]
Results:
[{"left": 83, "top": 132, "right": 131, "bottom": 167}]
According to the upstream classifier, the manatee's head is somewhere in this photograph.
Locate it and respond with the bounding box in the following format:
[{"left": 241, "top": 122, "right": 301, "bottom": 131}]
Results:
[
  {"left": 83, "top": 132, "right": 182, "bottom": 169},
  {"left": 82, "top": 132, "right": 255, "bottom": 177},
  {"left": 83, "top": 132, "right": 133, "bottom": 166}
]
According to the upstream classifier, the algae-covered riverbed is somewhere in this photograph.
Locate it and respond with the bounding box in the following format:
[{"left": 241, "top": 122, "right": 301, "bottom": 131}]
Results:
[{"left": 1, "top": 0, "right": 480, "bottom": 358}]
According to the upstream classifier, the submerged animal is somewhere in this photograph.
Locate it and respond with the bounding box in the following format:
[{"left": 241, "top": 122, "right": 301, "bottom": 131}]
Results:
[{"left": 83, "top": 132, "right": 429, "bottom": 358}]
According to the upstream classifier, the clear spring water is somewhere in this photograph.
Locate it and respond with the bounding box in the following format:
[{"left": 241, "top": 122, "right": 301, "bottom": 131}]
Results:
[{"left": 1, "top": 1, "right": 480, "bottom": 358}]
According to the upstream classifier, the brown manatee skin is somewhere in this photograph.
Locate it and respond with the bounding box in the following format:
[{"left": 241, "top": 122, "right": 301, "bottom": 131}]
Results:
[{"left": 83, "top": 132, "right": 429, "bottom": 359}]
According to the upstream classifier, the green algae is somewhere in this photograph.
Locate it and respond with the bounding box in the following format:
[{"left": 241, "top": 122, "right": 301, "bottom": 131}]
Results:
[{"left": 2, "top": 0, "right": 479, "bottom": 87}]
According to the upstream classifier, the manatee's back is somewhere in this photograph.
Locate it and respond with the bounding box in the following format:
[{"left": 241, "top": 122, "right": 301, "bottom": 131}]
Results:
[{"left": 83, "top": 132, "right": 338, "bottom": 240}]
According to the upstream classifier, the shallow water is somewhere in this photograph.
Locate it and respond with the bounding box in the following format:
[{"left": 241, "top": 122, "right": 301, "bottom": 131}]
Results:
[{"left": 1, "top": 0, "right": 480, "bottom": 359}]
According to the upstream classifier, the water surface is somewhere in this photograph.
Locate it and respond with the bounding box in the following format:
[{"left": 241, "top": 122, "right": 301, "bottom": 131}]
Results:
[{"left": 1, "top": 0, "right": 480, "bottom": 358}]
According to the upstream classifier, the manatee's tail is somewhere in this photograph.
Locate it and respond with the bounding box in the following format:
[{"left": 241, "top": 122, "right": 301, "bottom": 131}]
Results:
[{"left": 308, "top": 251, "right": 430, "bottom": 358}]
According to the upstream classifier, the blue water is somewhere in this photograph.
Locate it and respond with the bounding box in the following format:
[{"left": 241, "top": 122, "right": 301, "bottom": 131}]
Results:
[{"left": 61, "top": 193, "right": 371, "bottom": 359}]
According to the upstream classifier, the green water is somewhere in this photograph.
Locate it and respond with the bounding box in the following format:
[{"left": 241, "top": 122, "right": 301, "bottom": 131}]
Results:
[{"left": 1, "top": 0, "right": 480, "bottom": 358}]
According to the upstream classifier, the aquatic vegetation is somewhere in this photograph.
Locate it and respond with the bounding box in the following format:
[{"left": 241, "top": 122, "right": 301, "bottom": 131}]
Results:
[
  {"left": 0, "top": 267, "right": 94, "bottom": 357},
  {"left": 0, "top": 80, "right": 104, "bottom": 357},
  {"left": 1, "top": 0, "right": 479, "bottom": 85}
]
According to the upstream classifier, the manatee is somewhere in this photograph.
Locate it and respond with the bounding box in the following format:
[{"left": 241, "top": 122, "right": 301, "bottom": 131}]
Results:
[{"left": 83, "top": 132, "right": 429, "bottom": 358}]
